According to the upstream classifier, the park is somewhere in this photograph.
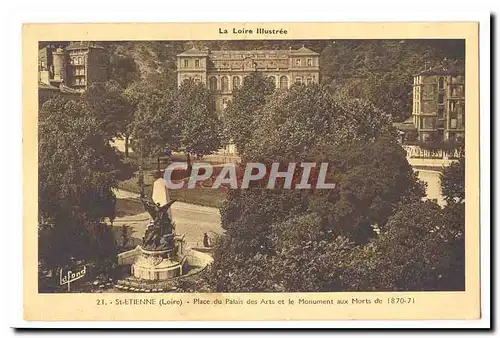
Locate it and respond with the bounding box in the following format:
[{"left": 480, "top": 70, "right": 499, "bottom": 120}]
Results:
[{"left": 37, "top": 39, "right": 466, "bottom": 294}]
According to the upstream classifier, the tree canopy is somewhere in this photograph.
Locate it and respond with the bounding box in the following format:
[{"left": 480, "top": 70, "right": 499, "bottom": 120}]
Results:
[
  {"left": 130, "top": 79, "right": 223, "bottom": 160},
  {"left": 176, "top": 79, "right": 223, "bottom": 157},
  {"left": 223, "top": 72, "right": 275, "bottom": 154},
  {"left": 38, "top": 97, "right": 127, "bottom": 270},
  {"left": 205, "top": 83, "right": 429, "bottom": 292},
  {"left": 441, "top": 155, "right": 465, "bottom": 204},
  {"left": 83, "top": 80, "right": 134, "bottom": 141}
]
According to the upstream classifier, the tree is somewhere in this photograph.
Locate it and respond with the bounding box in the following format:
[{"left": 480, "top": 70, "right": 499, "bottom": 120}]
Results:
[
  {"left": 242, "top": 84, "right": 393, "bottom": 162},
  {"left": 176, "top": 79, "right": 223, "bottom": 169},
  {"left": 129, "top": 87, "right": 180, "bottom": 158},
  {"left": 343, "top": 200, "right": 465, "bottom": 291},
  {"left": 107, "top": 51, "right": 139, "bottom": 89},
  {"left": 238, "top": 85, "right": 424, "bottom": 242},
  {"left": 441, "top": 155, "right": 465, "bottom": 204},
  {"left": 206, "top": 84, "right": 427, "bottom": 292},
  {"left": 38, "top": 97, "right": 125, "bottom": 277},
  {"left": 313, "top": 133, "right": 426, "bottom": 239},
  {"left": 223, "top": 72, "right": 275, "bottom": 153},
  {"left": 129, "top": 79, "right": 222, "bottom": 173},
  {"left": 84, "top": 80, "right": 134, "bottom": 156}
]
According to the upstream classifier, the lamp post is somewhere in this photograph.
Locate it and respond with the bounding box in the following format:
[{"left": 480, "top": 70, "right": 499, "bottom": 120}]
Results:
[{"left": 138, "top": 142, "right": 145, "bottom": 198}]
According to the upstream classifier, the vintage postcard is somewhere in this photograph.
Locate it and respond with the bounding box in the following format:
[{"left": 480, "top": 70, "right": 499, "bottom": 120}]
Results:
[{"left": 23, "top": 22, "right": 481, "bottom": 322}]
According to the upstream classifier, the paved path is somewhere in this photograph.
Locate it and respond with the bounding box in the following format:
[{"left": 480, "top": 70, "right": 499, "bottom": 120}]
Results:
[
  {"left": 112, "top": 189, "right": 223, "bottom": 248},
  {"left": 414, "top": 169, "right": 446, "bottom": 206}
]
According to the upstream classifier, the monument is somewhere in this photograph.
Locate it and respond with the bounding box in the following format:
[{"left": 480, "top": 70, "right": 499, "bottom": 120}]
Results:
[
  {"left": 115, "top": 176, "right": 214, "bottom": 291},
  {"left": 131, "top": 178, "right": 188, "bottom": 280}
]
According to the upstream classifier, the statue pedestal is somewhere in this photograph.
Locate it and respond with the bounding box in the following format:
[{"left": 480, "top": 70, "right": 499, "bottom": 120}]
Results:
[{"left": 131, "top": 247, "right": 187, "bottom": 281}]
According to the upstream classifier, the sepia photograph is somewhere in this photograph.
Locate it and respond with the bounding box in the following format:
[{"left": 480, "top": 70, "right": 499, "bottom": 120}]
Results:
[{"left": 36, "top": 37, "right": 467, "bottom": 294}]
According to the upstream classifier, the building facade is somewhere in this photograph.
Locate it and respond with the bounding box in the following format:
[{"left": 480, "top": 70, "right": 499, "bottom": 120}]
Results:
[
  {"left": 176, "top": 46, "right": 320, "bottom": 113},
  {"left": 38, "top": 42, "right": 108, "bottom": 95},
  {"left": 411, "top": 67, "right": 465, "bottom": 142}
]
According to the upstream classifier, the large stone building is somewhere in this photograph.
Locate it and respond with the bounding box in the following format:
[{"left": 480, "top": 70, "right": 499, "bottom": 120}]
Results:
[
  {"left": 38, "top": 42, "right": 108, "bottom": 105},
  {"left": 410, "top": 65, "right": 465, "bottom": 142},
  {"left": 176, "top": 46, "right": 320, "bottom": 113}
]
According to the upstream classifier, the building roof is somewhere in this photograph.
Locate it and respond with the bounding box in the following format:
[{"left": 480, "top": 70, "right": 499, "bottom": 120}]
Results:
[
  {"left": 177, "top": 47, "right": 210, "bottom": 57},
  {"left": 177, "top": 46, "right": 319, "bottom": 58},
  {"left": 65, "top": 41, "right": 105, "bottom": 51},
  {"left": 289, "top": 46, "right": 319, "bottom": 55},
  {"left": 209, "top": 50, "right": 290, "bottom": 59}
]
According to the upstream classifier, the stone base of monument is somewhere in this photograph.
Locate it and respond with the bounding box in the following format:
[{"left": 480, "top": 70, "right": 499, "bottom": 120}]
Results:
[
  {"left": 131, "top": 247, "right": 187, "bottom": 281},
  {"left": 115, "top": 246, "right": 214, "bottom": 292}
]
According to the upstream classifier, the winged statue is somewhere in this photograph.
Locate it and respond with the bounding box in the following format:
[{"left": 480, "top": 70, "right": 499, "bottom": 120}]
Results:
[{"left": 140, "top": 196, "right": 177, "bottom": 251}]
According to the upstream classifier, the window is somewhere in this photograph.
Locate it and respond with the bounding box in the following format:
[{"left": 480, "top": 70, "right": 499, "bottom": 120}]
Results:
[
  {"left": 221, "top": 76, "right": 229, "bottom": 92},
  {"left": 279, "top": 76, "right": 288, "bottom": 89},
  {"left": 421, "top": 117, "right": 435, "bottom": 129},
  {"left": 437, "top": 130, "right": 444, "bottom": 141},
  {"left": 233, "top": 76, "right": 241, "bottom": 89},
  {"left": 438, "top": 77, "right": 444, "bottom": 90},
  {"left": 268, "top": 76, "right": 276, "bottom": 88},
  {"left": 437, "top": 106, "right": 444, "bottom": 118},
  {"left": 209, "top": 77, "right": 218, "bottom": 91},
  {"left": 296, "top": 59, "right": 301, "bottom": 66},
  {"left": 184, "top": 59, "right": 189, "bottom": 68},
  {"left": 306, "top": 78, "right": 313, "bottom": 85},
  {"left": 195, "top": 60, "right": 200, "bottom": 67},
  {"left": 307, "top": 59, "right": 312, "bottom": 67},
  {"left": 453, "top": 85, "right": 464, "bottom": 97},
  {"left": 438, "top": 93, "right": 444, "bottom": 104},
  {"left": 295, "top": 77, "right": 302, "bottom": 85},
  {"left": 456, "top": 103, "right": 464, "bottom": 128}
]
